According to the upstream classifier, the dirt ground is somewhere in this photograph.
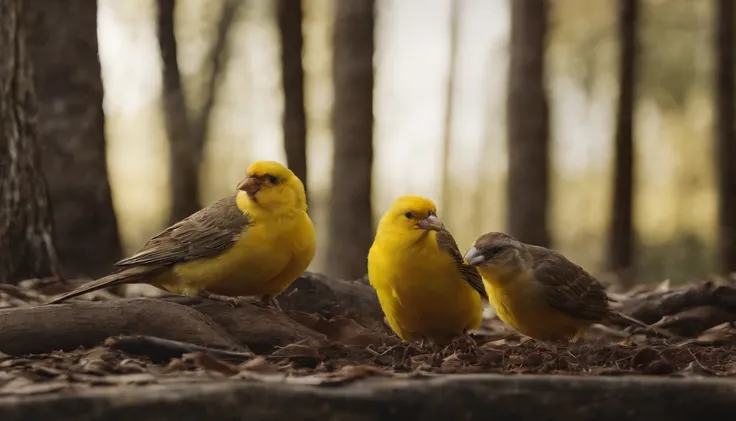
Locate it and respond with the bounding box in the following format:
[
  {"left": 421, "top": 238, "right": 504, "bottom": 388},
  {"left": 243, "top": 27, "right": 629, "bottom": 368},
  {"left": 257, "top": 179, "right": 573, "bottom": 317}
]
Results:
[{"left": 2, "top": 275, "right": 736, "bottom": 397}]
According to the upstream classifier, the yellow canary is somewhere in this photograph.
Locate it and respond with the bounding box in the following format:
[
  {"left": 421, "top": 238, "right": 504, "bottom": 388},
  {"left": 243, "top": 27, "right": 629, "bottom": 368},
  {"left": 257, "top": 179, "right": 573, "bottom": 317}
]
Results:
[
  {"left": 46, "top": 160, "right": 316, "bottom": 309},
  {"left": 367, "top": 196, "right": 486, "bottom": 344},
  {"left": 464, "top": 232, "right": 646, "bottom": 342}
]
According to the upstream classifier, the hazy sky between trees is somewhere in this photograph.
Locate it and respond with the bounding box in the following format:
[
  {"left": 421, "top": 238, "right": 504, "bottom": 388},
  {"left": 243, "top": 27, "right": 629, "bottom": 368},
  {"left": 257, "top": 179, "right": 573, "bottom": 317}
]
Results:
[{"left": 97, "top": 0, "right": 716, "bottom": 284}]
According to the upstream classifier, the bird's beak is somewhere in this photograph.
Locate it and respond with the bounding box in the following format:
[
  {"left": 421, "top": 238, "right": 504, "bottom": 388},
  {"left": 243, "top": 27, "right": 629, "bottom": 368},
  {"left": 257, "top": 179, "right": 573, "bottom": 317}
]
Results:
[
  {"left": 463, "top": 247, "right": 486, "bottom": 266},
  {"left": 417, "top": 214, "right": 444, "bottom": 231},
  {"left": 237, "top": 177, "right": 260, "bottom": 197}
]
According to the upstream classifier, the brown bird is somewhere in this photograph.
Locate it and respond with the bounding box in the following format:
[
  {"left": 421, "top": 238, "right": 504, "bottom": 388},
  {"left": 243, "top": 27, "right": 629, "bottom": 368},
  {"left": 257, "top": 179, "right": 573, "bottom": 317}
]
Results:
[{"left": 463, "top": 232, "right": 646, "bottom": 342}]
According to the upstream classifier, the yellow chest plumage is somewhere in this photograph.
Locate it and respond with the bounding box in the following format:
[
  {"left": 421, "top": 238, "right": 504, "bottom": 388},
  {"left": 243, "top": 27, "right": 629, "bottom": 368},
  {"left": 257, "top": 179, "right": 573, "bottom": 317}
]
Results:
[
  {"left": 481, "top": 270, "right": 587, "bottom": 341},
  {"left": 368, "top": 232, "right": 482, "bottom": 344},
  {"left": 156, "top": 206, "right": 316, "bottom": 298}
]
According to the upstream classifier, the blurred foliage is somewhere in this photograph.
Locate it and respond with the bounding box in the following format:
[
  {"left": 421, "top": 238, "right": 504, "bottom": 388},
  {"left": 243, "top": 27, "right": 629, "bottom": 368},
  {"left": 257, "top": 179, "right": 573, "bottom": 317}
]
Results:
[
  {"left": 552, "top": 0, "right": 712, "bottom": 110},
  {"left": 99, "top": 0, "right": 718, "bottom": 283}
]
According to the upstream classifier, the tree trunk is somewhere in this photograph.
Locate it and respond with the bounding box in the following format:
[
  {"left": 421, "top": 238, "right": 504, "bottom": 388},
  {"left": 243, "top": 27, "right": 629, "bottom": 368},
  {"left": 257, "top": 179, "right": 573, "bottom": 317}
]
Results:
[
  {"left": 278, "top": 0, "right": 308, "bottom": 201},
  {"left": 327, "top": 0, "right": 375, "bottom": 280},
  {"left": 24, "top": 0, "right": 123, "bottom": 279},
  {"left": 157, "top": 0, "right": 204, "bottom": 224},
  {"left": 0, "top": 0, "right": 60, "bottom": 284},
  {"left": 606, "top": 0, "right": 638, "bottom": 287},
  {"left": 157, "top": 0, "right": 238, "bottom": 224},
  {"left": 715, "top": 0, "right": 736, "bottom": 275},
  {"left": 506, "top": 0, "right": 550, "bottom": 248},
  {"left": 157, "top": 0, "right": 200, "bottom": 224},
  {"left": 440, "top": 0, "right": 461, "bottom": 218}
]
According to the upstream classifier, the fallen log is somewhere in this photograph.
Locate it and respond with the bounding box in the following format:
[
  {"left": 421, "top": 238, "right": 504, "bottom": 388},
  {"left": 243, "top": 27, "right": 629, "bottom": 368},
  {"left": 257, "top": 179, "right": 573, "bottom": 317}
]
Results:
[
  {"left": 277, "top": 271, "right": 385, "bottom": 331},
  {"left": 0, "top": 270, "right": 387, "bottom": 356},
  {"left": 0, "top": 298, "right": 329, "bottom": 356},
  {"left": 618, "top": 280, "right": 736, "bottom": 326}
]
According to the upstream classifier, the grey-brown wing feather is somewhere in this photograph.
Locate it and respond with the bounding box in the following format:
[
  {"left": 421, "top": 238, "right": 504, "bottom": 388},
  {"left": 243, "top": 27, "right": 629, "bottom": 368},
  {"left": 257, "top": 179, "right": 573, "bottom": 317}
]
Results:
[
  {"left": 435, "top": 229, "right": 488, "bottom": 299},
  {"left": 115, "top": 196, "right": 251, "bottom": 271},
  {"left": 528, "top": 246, "right": 610, "bottom": 321}
]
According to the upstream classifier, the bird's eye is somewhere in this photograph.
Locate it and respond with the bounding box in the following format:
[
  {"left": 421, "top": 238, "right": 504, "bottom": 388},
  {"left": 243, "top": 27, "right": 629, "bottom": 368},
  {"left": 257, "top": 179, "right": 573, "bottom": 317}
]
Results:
[
  {"left": 487, "top": 246, "right": 504, "bottom": 258},
  {"left": 268, "top": 175, "right": 278, "bottom": 184},
  {"left": 404, "top": 212, "right": 413, "bottom": 219}
]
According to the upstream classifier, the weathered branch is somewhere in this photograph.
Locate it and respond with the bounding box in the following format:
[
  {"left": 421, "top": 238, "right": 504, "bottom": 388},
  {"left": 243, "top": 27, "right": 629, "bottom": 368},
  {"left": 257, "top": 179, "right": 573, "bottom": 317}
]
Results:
[
  {"left": 0, "top": 298, "right": 329, "bottom": 356},
  {"left": 0, "top": 272, "right": 384, "bottom": 356},
  {"left": 278, "top": 272, "right": 385, "bottom": 331},
  {"left": 618, "top": 281, "right": 736, "bottom": 325},
  {"left": 105, "top": 335, "right": 254, "bottom": 363}
]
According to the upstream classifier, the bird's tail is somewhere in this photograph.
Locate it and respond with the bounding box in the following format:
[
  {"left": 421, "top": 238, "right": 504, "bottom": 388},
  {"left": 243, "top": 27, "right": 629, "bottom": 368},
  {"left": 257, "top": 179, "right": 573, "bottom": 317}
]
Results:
[
  {"left": 44, "top": 266, "right": 152, "bottom": 305},
  {"left": 608, "top": 311, "right": 648, "bottom": 329}
]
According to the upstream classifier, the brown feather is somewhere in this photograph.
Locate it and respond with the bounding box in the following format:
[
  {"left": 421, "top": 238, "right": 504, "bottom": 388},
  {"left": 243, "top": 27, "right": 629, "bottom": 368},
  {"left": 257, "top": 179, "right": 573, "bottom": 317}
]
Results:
[
  {"left": 45, "top": 196, "right": 251, "bottom": 305},
  {"left": 116, "top": 196, "right": 251, "bottom": 269},
  {"left": 44, "top": 266, "right": 157, "bottom": 305},
  {"left": 435, "top": 228, "right": 488, "bottom": 299},
  {"left": 527, "top": 245, "right": 611, "bottom": 322}
]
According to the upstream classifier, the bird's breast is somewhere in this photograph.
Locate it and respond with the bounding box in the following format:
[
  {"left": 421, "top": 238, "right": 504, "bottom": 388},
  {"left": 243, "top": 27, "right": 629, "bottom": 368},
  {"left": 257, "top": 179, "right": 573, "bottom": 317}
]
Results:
[
  {"left": 170, "top": 211, "right": 314, "bottom": 297},
  {"left": 368, "top": 238, "right": 482, "bottom": 342},
  {"left": 484, "top": 274, "right": 583, "bottom": 340}
]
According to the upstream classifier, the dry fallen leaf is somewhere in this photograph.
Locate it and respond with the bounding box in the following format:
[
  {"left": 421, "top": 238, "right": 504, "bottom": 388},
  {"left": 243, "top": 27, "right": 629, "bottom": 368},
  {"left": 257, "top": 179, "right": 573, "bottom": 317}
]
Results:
[
  {"left": 269, "top": 344, "right": 322, "bottom": 367},
  {"left": 239, "top": 356, "right": 280, "bottom": 374},
  {"left": 182, "top": 352, "right": 239, "bottom": 376},
  {"left": 288, "top": 313, "right": 390, "bottom": 347}
]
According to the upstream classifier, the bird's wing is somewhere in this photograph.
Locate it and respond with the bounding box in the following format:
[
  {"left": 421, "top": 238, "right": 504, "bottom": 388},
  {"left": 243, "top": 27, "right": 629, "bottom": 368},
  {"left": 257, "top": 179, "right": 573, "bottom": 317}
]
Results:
[
  {"left": 529, "top": 246, "right": 610, "bottom": 321},
  {"left": 435, "top": 229, "right": 488, "bottom": 299},
  {"left": 115, "top": 196, "right": 251, "bottom": 270}
]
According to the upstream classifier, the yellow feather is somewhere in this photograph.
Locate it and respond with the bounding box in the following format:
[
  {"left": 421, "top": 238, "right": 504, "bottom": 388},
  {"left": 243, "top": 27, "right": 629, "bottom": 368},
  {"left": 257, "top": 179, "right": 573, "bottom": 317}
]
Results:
[
  {"left": 368, "top": 196, "right": 482, "bottom": 344},
  {"left": 480, "top": 269, "right": 589, "bottom": 341}
]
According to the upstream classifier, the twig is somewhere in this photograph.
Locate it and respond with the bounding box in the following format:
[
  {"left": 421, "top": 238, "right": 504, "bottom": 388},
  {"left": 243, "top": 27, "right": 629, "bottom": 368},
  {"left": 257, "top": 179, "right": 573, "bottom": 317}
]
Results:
[{"left": 105, "top": 335, "right": 253, "bottom": 363}]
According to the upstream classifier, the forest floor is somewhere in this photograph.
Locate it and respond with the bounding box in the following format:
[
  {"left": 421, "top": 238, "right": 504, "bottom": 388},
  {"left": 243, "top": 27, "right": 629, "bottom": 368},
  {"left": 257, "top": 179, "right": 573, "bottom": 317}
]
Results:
[{"left": 2, "top": 273, "right": 736, "bottom": 398}]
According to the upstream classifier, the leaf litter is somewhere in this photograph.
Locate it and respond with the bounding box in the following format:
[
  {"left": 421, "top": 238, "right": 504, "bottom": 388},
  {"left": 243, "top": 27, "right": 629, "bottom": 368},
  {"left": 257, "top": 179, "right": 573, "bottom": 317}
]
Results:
[{"left": 3, "top": 276, "right": 736, "bottom": 397}]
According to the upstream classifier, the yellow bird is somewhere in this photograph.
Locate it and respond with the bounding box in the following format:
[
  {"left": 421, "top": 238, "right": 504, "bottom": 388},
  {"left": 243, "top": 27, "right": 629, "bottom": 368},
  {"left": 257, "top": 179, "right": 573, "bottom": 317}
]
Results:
[
  {"left": 45, "top": 160, "right": 316, "bottom": 309},
  {"left": 463, "top": 232, "right": 646, "bottom": 342},
  {"left": 367, "top": 196, "right": 487, "bottom": 345}
]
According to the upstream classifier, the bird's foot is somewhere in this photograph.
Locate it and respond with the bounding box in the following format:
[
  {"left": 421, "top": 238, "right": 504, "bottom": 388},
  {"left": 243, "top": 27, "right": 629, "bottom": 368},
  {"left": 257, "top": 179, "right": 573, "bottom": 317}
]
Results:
[
  {"left": 197, "top": 290, "right": 245, "bottom": 308},
  {"left": 525, "top": 338, "right": 558, "bottom": 353},
  {"left": 415, "top": 338, "right": 428, "bottom": 351},
  {"left": 445, "top": 334, "right": 478, "bottom": 355},
  {"left": 392, "top": 345, "right": 411, "bottom": 370},
  {"left": 254, "top": 295, "right": 282, "bottom": 311},
  {"left": 378, "top": 343, "right": 411, "bottom": 370}
]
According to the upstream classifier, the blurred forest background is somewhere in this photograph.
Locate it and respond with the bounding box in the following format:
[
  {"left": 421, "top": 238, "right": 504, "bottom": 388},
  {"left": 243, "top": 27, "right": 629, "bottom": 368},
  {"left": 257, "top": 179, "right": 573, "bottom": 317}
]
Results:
[{"left": 1, "top": 0, "right": 735, "bottom": 290}]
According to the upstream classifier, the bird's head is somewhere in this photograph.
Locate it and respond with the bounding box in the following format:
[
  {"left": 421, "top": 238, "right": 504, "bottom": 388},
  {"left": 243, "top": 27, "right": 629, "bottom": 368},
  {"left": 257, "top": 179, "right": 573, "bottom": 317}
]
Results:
[
  {"left": 378, "top": 195, "right": 444, "bottom": 236},
  {"left": 463, "top": 232, "right": 528, "bottom": 274},
  {"left": 236, "top": 161, "right": 307, "bottom": 212}
]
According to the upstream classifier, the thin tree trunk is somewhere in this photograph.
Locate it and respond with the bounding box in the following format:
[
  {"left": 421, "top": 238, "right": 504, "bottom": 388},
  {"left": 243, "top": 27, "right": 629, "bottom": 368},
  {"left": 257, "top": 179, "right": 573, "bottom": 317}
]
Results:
[
  {"left": 25, "top": 0, "right": 123, "bottom": 278},
  {"left": 157, "top": 0, "right": 239, "bottom": 224},
  {"left": 278, "top": 0, "right": 308, "bottom": 201},
  {"left": 440, "top": 0, "right": 461, "bottom": 216},
  {"left": 476, "top": 53, "right": 499, "bottom": 234},
  {"left": 506, "top": 0, "right": 550, "bottom": 248},
  {"left": 607, "top": 0, "right": 638, "bottom": 287},
  {"left": 327, "top": 0, "right": 374, "bottom": 280},
  {"left": 158, "top": 0, "right": 200, "bottom": 223},
  {"left": 715, "top": 0, "right": 736, "bottom": 275},
  {"left": 0, "top": 0, "right": 60, "bottom": 284}
]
